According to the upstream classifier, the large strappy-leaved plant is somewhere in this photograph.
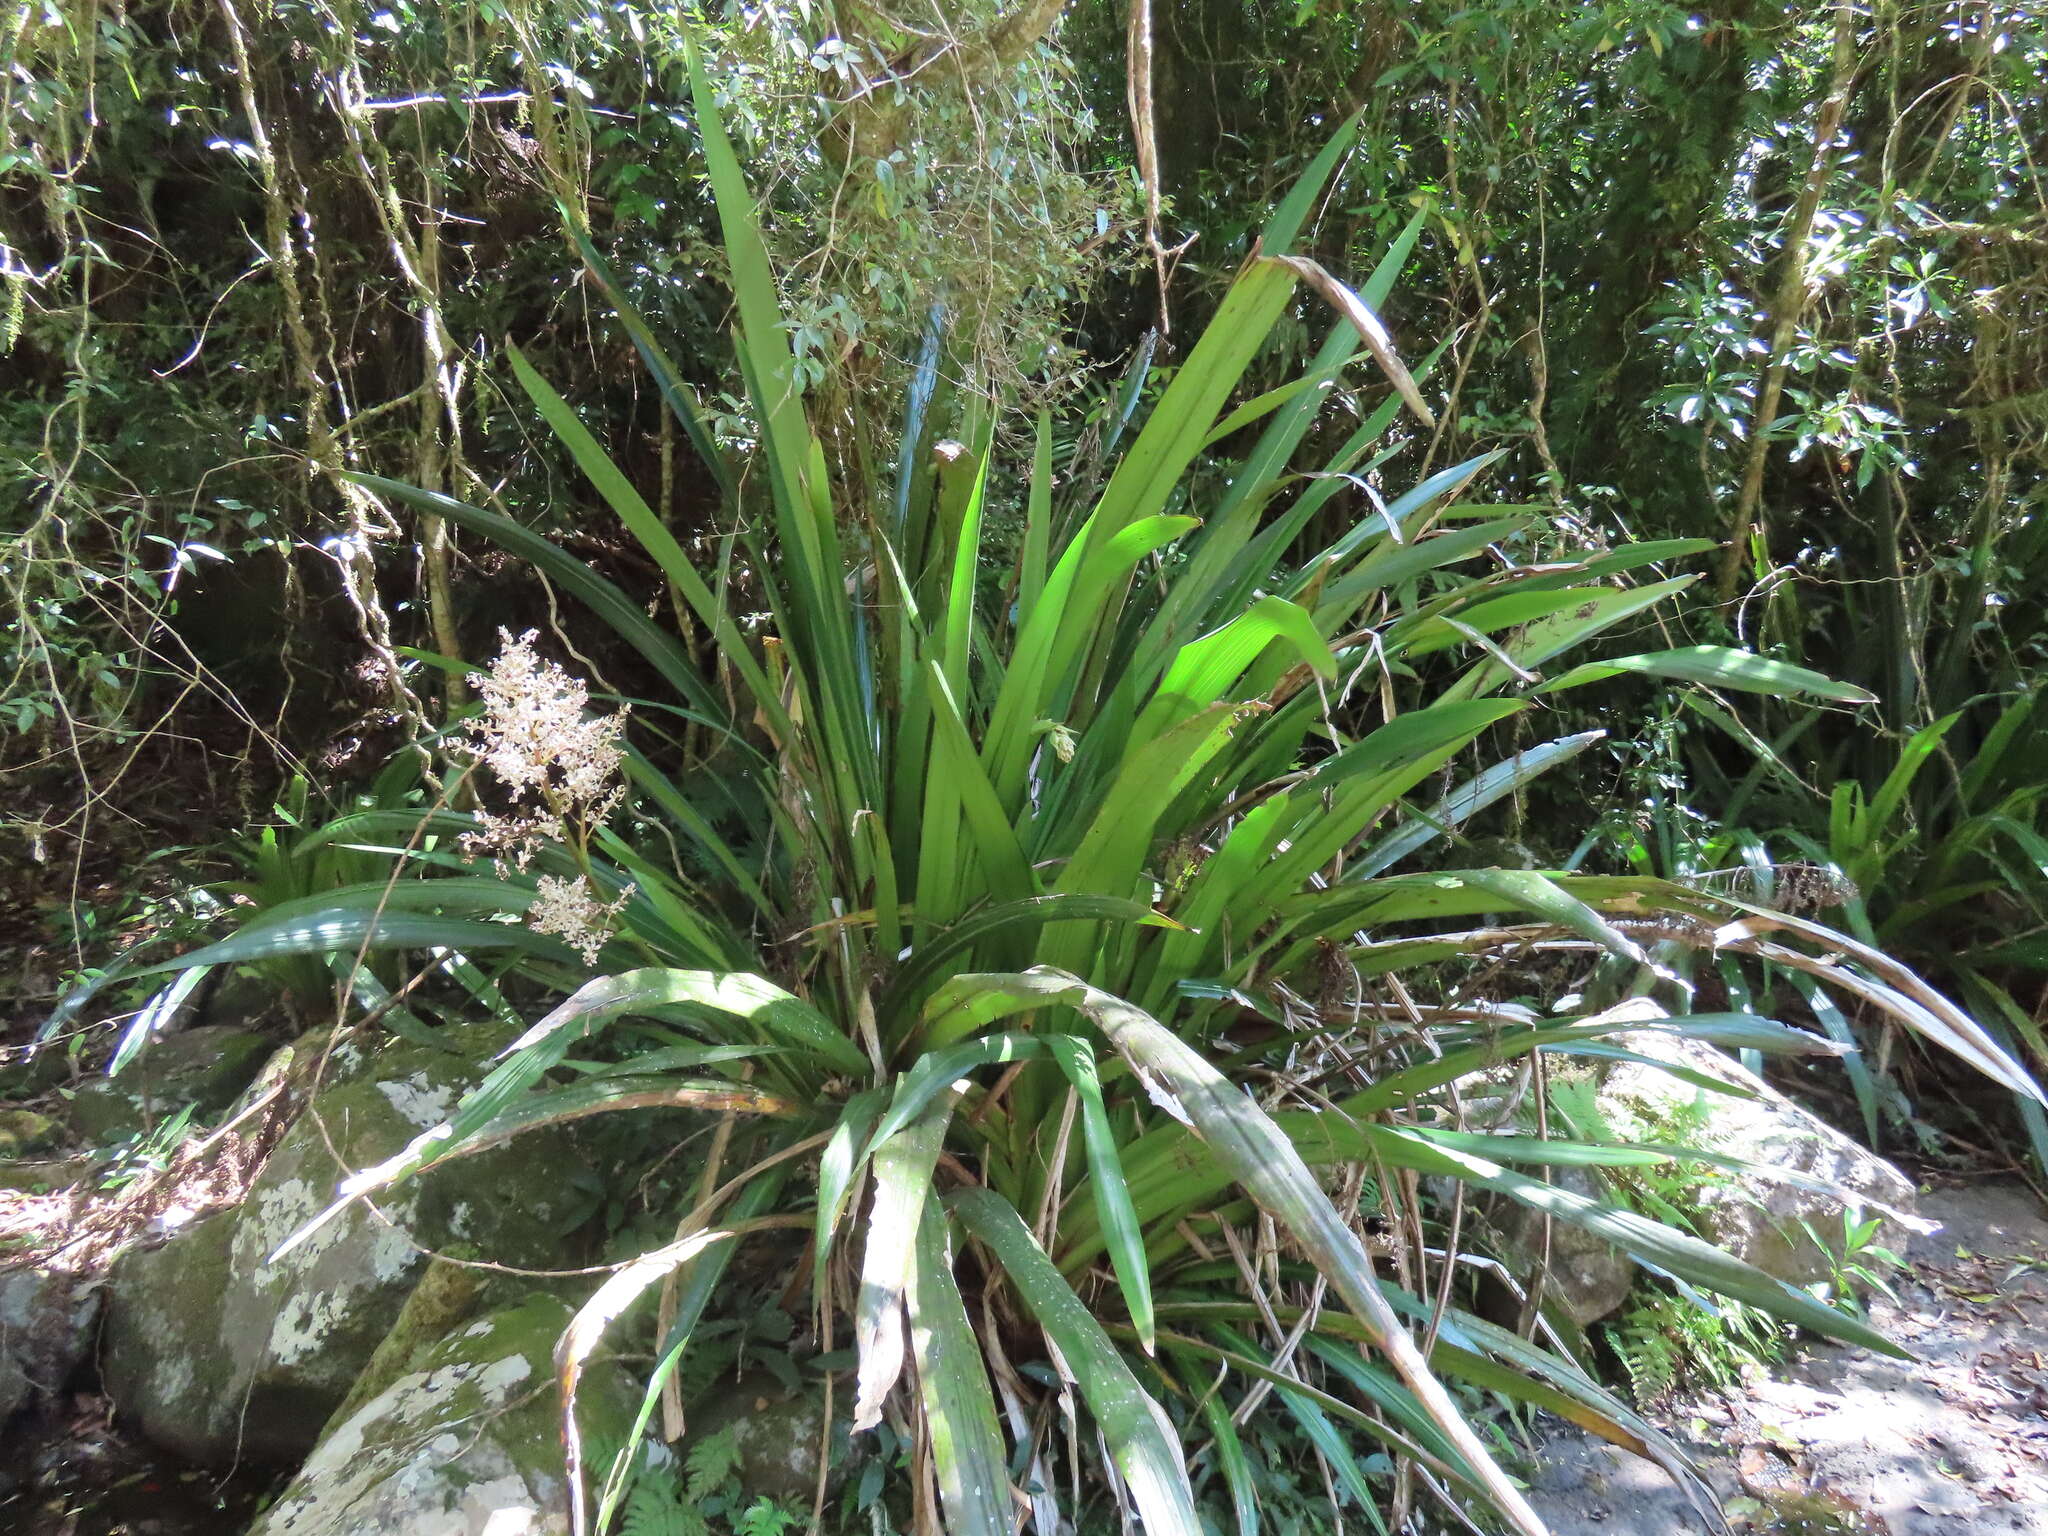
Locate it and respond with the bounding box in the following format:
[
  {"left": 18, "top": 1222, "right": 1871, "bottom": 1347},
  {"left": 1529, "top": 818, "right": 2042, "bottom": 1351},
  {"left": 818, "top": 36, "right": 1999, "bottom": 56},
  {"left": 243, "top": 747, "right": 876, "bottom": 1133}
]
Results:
[{"left": 58, "top": 43, "right": 2044, "bottom": 1536}]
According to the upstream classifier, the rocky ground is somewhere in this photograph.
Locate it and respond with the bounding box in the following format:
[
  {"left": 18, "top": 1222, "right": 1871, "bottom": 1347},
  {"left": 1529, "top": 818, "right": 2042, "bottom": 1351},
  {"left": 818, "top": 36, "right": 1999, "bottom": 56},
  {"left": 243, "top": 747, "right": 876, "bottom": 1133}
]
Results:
[{"left": 1527, "top": 1179, "right": 2048, "bottom": 1536}]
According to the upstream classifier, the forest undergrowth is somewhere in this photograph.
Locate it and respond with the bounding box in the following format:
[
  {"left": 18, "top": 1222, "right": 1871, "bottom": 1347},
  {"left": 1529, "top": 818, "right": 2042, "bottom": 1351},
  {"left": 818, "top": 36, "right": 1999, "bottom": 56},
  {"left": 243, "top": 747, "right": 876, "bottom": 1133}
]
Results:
[{"left": 3, "top": 3, "right": 2047, "bottom": 1535}]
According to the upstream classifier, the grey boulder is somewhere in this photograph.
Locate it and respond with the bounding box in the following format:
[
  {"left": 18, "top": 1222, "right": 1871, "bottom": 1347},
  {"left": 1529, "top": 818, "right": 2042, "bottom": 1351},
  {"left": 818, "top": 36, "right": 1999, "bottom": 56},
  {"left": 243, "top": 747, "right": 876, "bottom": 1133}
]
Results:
[
  {"left": 1488, "top": 1166, "right": 1641, "bottom": 1326},
  {"left": 0, "top": 1264, "right": 102, "bottom": 1421},
  {"left": 103, "top": 1030, "right": 593, "bottom": 1462},
  {"left": 65, "top": 1025, "right": 272, "bottom": 1144},
  {"left": 246, "top": 1294, "right": 629, "bottom": 1536},
  {"left": 1598, "top": 1031, "right": 1922, "bottom": 1286}
]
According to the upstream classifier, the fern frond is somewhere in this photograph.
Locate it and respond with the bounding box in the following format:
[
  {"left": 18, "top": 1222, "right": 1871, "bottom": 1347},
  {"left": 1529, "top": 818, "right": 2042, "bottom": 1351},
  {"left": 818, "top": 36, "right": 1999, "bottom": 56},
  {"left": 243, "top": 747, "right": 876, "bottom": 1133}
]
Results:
[{"left": 684, "top": 1422, "right": 744, "bottom": 1504}]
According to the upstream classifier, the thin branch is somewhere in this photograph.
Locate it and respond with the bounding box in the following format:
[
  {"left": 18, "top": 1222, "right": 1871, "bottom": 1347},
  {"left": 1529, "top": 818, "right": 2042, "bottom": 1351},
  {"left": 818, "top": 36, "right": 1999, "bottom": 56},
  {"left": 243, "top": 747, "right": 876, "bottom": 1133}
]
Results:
[{"left": 1716, "top": 0, "right": 1860, "bottom": 600}]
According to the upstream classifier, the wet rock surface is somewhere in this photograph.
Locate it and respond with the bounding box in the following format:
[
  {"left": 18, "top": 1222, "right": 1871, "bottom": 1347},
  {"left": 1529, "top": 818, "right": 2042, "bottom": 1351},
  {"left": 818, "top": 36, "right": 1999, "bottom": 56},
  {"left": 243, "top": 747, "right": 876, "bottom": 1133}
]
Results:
[{"left": 1526, "top": 1179, "right": 2048, "bottom": 1535}]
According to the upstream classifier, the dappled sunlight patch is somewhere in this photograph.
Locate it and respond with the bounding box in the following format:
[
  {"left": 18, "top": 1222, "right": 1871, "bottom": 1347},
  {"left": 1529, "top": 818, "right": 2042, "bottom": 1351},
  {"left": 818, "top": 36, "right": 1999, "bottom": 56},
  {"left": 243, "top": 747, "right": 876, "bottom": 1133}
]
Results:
[{"left": 0, "top": 1062, "right": 294, "bottom": 1285}]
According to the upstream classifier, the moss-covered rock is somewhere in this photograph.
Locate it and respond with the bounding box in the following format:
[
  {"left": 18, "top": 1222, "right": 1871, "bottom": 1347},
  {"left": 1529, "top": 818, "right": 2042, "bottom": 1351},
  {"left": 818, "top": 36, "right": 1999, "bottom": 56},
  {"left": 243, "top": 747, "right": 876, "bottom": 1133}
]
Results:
[
  {"left": 246, "top": 1294, "right": 633, "bottom": 1536},
  {"left": 102, "top": 1031, "right": 597, "bottom": 1463},
  {"left": 65, "top": 1025, "right": 272, "bottom": 1144},
  {"left": 690, "top": 1371, "right": 851, "bottom": 1505},
  {"left": 0, "top": 1156, "right": 91, "bottom": 1193},
  {"left": 0, "top": 1108, "right": 60, "bottom": 1158},
  {"left": 0, "top": 1043, "right": 69, "bottom": 1102},
  {"left": 101, "top": 1212, "right": 241, "bottom": 1459}
]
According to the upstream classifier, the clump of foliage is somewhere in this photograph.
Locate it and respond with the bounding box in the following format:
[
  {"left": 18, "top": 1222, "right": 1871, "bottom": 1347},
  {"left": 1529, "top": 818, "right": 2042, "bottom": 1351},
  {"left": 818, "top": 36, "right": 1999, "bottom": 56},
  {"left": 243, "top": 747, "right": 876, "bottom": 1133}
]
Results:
[
  {"left": 1611, "top": 1289, "right": 1786, "bottom": 1408},
  {"left": 708, "top": 0, "right": 1139, "bottom": 403},
  {"left": 13, "top": 10, "right": 2047, "bottom": 1232},
  {"left": 1601, "top": 675, "right": 2048, "bottom": 1168},
  {"left": 1056, "top": 2, "right": 2048, "bottom": 1180},
  {"left": 1, "top": 0, "right": 1133, "bottom": 876},
  {"left": 51, "top": 36, "right": 2045, "bottom": 1536},
  {"left": 608, "top": 1426, "right": 805, "bottom": 1536}
]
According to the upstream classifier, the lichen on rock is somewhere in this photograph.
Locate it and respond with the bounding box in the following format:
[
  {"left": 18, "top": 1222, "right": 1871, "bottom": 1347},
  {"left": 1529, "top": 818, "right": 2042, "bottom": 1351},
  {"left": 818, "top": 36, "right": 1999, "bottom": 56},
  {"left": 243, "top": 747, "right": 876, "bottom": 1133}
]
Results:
[
  {"left": 102, "top": 1030, "right": 596, "bottom": 1463},
  {"left": 246, "top": 1294, "right": 632, "bottom": 1536}
]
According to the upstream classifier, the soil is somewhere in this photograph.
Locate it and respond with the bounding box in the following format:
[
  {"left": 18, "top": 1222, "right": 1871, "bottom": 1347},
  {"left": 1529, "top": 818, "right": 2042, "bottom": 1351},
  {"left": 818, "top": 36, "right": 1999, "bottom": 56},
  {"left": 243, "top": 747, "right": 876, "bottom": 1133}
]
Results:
[
  {"left": 1, "top": 1393, "right": 285, "bottom": 1536},
  {"left": 1525, "top": 1178, "right": 2048, "bottom": 1536}
]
